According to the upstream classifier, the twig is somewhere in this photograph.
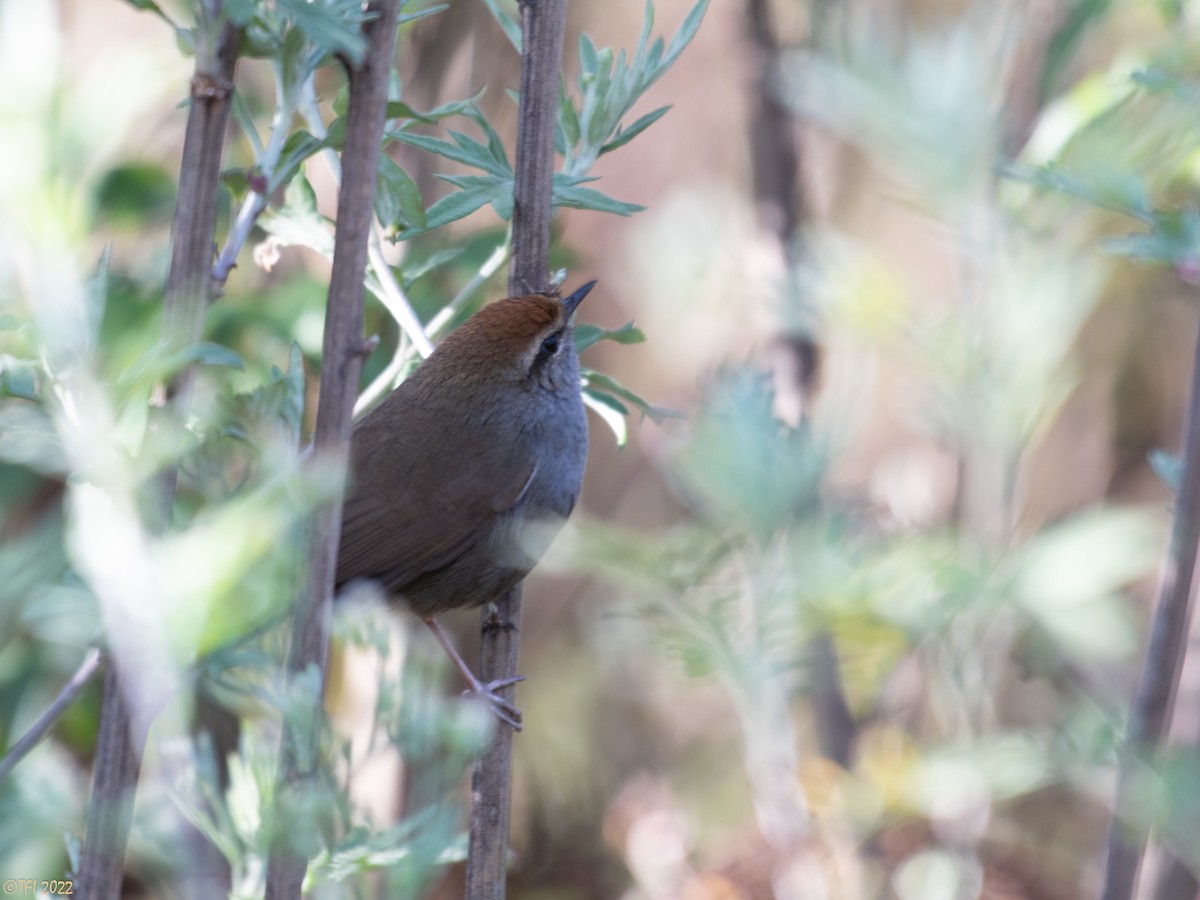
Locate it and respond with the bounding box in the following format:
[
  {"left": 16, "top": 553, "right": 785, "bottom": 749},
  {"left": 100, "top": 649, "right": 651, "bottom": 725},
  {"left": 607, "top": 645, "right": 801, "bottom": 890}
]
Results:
[
  {"left": 0, "top": 648, "right": 102, "bottom": 785},
  {"left": 1099, "top": 315, "right": 1200, "bottom": 900},
  {"left": 262, "top": 3, "right": 399, "bottom": 898},
  {"left": 77, "top": 8, "right": 240, "bottom": 899},
  {"left": 466, "top": 1, "right": 567, "bottom": 898}
]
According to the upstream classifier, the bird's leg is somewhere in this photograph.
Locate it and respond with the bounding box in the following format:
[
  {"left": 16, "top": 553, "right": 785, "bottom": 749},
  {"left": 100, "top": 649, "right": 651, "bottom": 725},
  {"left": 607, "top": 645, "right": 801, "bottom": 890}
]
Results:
[{"left": 423, "top": 618, "right": 525, "bottom": 731}]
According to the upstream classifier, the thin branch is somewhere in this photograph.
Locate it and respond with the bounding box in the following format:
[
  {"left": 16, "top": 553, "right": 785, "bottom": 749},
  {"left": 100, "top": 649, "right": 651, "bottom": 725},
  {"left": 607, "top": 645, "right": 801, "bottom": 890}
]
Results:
[
  {"left": 1099, "top": 315, "right": 1200, "bottom": 900},
  {"left": 0, "top": 648, "right": 102, "bottom": 785},
  {"left": 466, "top": 1, "right": 567, "bottom": 897},
  {"left": 77, "top": 7, "right": 241, "bottom": 898},
  {"left": 263, "top": 3, "right": 399, "bottom": 898}
]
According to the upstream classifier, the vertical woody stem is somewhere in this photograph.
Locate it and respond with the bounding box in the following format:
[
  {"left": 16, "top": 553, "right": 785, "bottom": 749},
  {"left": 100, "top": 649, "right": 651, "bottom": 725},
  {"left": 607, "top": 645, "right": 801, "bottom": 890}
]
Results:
[
  {"left": 262, "top": 3, "right": 398, "bottom": 898},
  {"left": 466, "top": 1, "right": 567, "bottom": 898},
  {"left": 76, "top": 6, "right": 240, "bottom": 898}
]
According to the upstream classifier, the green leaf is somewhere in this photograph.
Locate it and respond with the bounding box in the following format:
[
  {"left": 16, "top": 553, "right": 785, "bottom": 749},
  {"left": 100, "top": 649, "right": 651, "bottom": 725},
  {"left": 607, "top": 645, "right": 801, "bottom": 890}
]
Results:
[
  {"left": 94, "top": 163, "right": 176, "bottom": 226},
  {"left": 272, "top": 129, "right": 325, "bottom": 191},
  {"left": 118, "top": 342, "right": 245, "bottom": 395},
  {"left": 654, "top": 0, "right": 709, "bottom": 86},
  {"left": 0, "top": 401, "right": 65, "bottom": 475},
  {"left": 389, "top": 131, "right": 510, "bottom": 177},
  {"left": 1013, "top": 509, "right": 1158, "bottom": 658},
  {"left": 125, "top": 0, "right": 178, "bottom": 30},
  {"left": 231, "top": 89, "right": 265, "bottom": 157},
  {"left": 224, "top": 0, "right": 257, "bottom": 26},
  {"left": 383, "top": 101, "right": 435, "bottom": 124},
  {"left": 583, "top": 369, "right": 681, "bottom": 424},
  {"left": 553, "top": 183, "right": 644, "bottom": 216},
  {"left": 398, "top": 247, "right": 464, "bottom": 291},
  {"left": 1039, "top": 0, "right": 1114, "bottom": 101},
  {"left": 261, "top": 175, "right": 334, "bottom": 257},
  {"left": 580, "top": 32, "right": 599, "bottom": 77},
  {"left": 220, "top": 168, "right": 251, "bottom": 203},
  {"left": 558, "top": 81, "right": 581, "bottom": 154},
  {"left": 393, "top": 183, "right": 500, "bottom": 240},
  {"left": 583, "top": 387, "right": 629, "bottom": 448},
  {"left": 601, "top": 104, "right": 670, "bottom": 155},
  {"left": 1, "top": 359, "right": 38, "bottom": 400},
  {"left": 465, "top": 107, "right": 511, "bottom": 173},
  {"left": 375, "top": 155, "right": 427, "bottom": 234},
  {"left": 397, "top": 3, "right": 448, "bottom": 27},
  {"left": 276, "top": 0, "right": 369, "bottom": 64},
  {"left": 573, "top": 320, "right": 646, "bottom": 352},
  {"left": 481, "top": 0, "right": 522, "bottom": 51}
]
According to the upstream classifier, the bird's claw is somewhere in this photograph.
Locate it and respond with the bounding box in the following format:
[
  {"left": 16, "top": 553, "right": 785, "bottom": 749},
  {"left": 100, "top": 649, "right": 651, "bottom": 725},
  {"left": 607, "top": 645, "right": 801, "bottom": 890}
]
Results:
[{"left": 465, "top": 675, "right": 526, "bottom": 731}]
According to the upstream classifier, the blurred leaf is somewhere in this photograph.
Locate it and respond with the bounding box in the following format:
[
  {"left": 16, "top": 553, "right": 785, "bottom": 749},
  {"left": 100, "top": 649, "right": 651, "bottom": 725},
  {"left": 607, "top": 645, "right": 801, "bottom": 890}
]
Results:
[
  {"left": 0, "top": 401, "right": 66, "bottom": 475},
  {"left": 117, "top": 341, "right": 244, "bottom": 398},
  {"left": 600, "top": 104, "right": 670, "bottom": 155},
  {"left": 94, "top": 163, "right": 176, "bottom": 226},
  {"left": 224, "top": 0, "right": 258, "bottom": 26},
  {"left": 1155, "top": 0, "right": 1184, "bottom": 21},
  {"left": 275, "top": 0, "right": 368, "bottom": 64},
  {"left": 582, "top": 388, "right": 628, "bottom": 447},
  {"left": 0, "top": 357, "right": 39, "bottom": 401},
  {"left": 552, "top": 182, "right": 643, "bottom": 216},
  {"left": 390, "top": 128, "right": 512, "bottom": 177},
  {"left": 1100, "top": 208, "right": 1200, "bottom": 271},
  {"left": 375, "top": 156, "right": 426, "bottom": 234},
  {"left": 1013, "top": 509, "right": 1158, "bottom": 657},
  {"left": 558, "top": 81, "right": 581, "bottom": 155},
  {"left": 260, "top": 174, "right": 335, "bottom": 257},
  {"left": 393, "top": 182, "right": 504, "bottom": 240},
  {"left": 221, "top": 167, "right": 252, "bottom": 204},
  {"left": 1008, "top": 162, "right": 1155, "bottom": 221},
  {"left": 271, "top": 130, "right": 324, "bottom": 192},
  {"left": 21, "top": 583, "right": 101, "bottom": 647},
  {"left": 581, "top": 369, "right": 680, "bottom": 424},
  {"left": 677, "top": 371, "right": 825, "bottom": 536},
  {"left": 223, "top": 343, "right": 307, "bottom": 449},
  {"left": 1039, "top": 0, "right": 1115, "bottom": 101},
  {"left": 480, "top": 0, "right": 521, "bottom": 51},
  {"left": 397, "top": 3, "right": 447, "bottom": 27},
  {"left": 398, "top": 247, "right": 464, "bottom": 291},
  {"left": 574, "top": 320, "right": 646, "bottom": 352}
]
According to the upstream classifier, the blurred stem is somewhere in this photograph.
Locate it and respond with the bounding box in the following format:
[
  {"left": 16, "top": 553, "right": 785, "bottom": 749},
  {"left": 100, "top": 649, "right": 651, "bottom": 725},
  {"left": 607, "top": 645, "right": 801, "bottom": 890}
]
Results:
[
  {"left": 78, "top": 8, "right": 241, "bottom": 899},
  {"left": 263, "top": 3, "right": 398, "bottom": 897},
  {"left": 466, "top": 1, "right": 567, "bottom": 897},
  {"left": 744, "top": 0, "right": 852, "bottom": 771},
  {"left": 1099, "top": 314, "right": 1200, "bottom": 900},
  {"left": 0, "top": 648, "right": 102, "bottom": 784}
]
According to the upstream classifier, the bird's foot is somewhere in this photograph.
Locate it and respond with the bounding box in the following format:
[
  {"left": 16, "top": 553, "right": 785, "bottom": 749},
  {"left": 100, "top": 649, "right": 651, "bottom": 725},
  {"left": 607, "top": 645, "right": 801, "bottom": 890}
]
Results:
[{"left": 464, "top": 675, "right": 526, "bottom": 731}]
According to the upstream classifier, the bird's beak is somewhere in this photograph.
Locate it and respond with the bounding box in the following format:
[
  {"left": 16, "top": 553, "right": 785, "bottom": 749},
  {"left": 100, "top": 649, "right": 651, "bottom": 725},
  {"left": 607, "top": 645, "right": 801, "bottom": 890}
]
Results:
[{"left": 561, "top": 280, "right": 597, "bottom": 317}]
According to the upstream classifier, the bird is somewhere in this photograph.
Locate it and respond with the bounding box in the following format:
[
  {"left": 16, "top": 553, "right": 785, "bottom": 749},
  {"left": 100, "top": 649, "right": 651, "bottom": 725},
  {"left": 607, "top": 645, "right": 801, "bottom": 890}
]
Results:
[{"left": 335, "top": 280, "right": 596, "bottom": 730}]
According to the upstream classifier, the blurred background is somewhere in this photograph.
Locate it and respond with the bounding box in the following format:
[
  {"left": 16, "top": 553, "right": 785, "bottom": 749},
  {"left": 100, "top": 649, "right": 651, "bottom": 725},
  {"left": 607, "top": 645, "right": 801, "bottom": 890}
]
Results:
[{"left": 3, "top": 0, "right": 1200, "bottom": 897}]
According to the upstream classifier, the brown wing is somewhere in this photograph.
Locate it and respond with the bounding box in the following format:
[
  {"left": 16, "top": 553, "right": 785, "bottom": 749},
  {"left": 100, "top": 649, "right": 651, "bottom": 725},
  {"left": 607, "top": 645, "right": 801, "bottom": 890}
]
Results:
[{"left": 335, "top": 399, "right": 535, "bottom": 594}]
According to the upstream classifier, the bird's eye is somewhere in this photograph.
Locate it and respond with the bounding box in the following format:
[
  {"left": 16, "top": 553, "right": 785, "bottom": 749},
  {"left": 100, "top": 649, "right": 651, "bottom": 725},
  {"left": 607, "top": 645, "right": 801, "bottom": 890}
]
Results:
[{"left": 539, "top": 332, "right": 560, "bottom": 355}]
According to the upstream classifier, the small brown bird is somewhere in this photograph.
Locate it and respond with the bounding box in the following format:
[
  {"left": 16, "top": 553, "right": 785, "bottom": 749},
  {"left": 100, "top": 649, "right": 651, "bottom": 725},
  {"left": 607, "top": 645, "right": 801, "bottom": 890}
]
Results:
[{"left": 336, "top": 281, "right": 596, "bottom": 729}]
